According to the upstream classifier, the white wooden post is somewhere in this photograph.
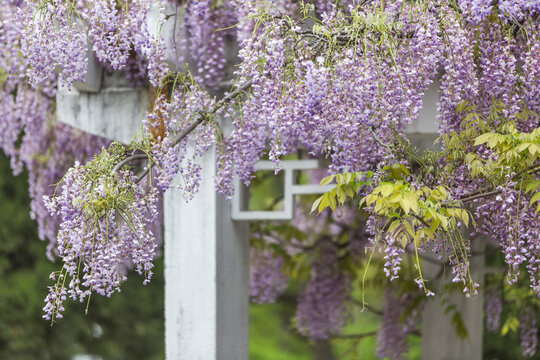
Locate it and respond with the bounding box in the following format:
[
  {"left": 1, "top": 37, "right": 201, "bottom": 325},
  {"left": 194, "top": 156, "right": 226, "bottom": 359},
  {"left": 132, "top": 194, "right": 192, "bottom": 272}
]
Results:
[
  {"left": 164, "top": 148, "right": 249, "bottom": 360},
  {"left": 421, "top": 240, "right": 486, "bottom": 360}
]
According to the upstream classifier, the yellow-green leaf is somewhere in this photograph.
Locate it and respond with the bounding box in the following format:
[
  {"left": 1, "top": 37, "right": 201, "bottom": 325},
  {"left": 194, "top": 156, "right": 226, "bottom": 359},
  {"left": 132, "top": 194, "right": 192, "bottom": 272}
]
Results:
[
  {"left": 404, "top": 192, "right": 419, "bottom": 214},
  {"left": 403, "top": 221, "right": 415, "bottom": 238},
  {"left": 531, "top": 192, "right": 540, "bottom": 206},
  {"left": 378, "top": 183, "right": 394, "bottom": 197},
  {"left": 474, "top": 133, "right": 494, "bottom": 146},
  {"left": 387, "top": 220, "right": 400, "bottom": 234},
  {"left": 501, "top": 316, "right": 520, "bottom": 336},
  {"left": 311, "top": 196, "right": 322, "bottom": 214},
  {"left": 320, "top": 175, "right": 335, "bottom": 186},
  {"left": 461, "top": 210, "right": 470, "bottom": 227},
  {"left": 318, "top": 194, "right": 329, "bottom": 213},
  {"left": 399, "top": 198, "right": 410, "bottom": 214},
  {"left": 328, "top": 191, "right": 337, "bottom": 211},
  {"left": 400, "top": 235, "right": 408, "bottom": 248}
]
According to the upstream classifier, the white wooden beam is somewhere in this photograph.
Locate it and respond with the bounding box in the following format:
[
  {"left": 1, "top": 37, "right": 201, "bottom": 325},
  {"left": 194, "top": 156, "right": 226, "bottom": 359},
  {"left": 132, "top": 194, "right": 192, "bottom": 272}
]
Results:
[{"left": 56, "top": 78, "right": 148, "bottom": 144}]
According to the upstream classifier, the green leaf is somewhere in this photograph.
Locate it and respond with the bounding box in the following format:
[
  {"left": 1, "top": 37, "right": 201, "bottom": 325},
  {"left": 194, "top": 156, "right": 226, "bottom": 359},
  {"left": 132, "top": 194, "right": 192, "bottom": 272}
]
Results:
[
  {"left": 327, "top": 191, "right": 337, "bottom": 211},
  {"left": 365, "top": 194, "right": 377, "bottom": 206},
  {"left": 461, "top": 210, "right": 469, "bottom": 227},
  {"left": 403, "top": 192, "right": 419, "bottom": 214},
  {"left": 320, "top": 175, "right": 335, "bottom": 186},
  {"left": 501, "top": 316, "right": 520, "bottom": 336},
  {"left": 414, "top": 236, "right": 422, "bottom": 248},
  {"left": 452, "top": 312, "right": 469, "bottom": 340},
  {"left": 359, "top": 196, "right": 367, "bottom": 208},
  {"left": 438, "top": 186, "right": 449, "bottom": 200},
  {"left": 439, "top": 214, "right": 448, "bottom": 229},
  {"left": 425, "top": 207, "right": 436, "bottom": 221},
  {"left": 336, "top": 186, "right": 347, "bottom": 204},
  {"left": 525, "top": 181, "right": 540, "bottom": 194},
  {"left": 311, "top": 196, "right": 322, "bottom": 214},
  {"left": 377, "top": 183, "right": 394, "bottom": 197},
  {"left": 455, "top": 101, "right": 472, "bottom": 114},
  {"left": 400, "top": 198, "right": 411, "bottom": 214},
  {"left": 387, "top": 220, "right": 401, "bottom": 235},
  {"left": 516, "top": 143, "right": 531, "bottom": 153},
  {"left": 530, "top": 144, "right": 540, "bottom": 157},
  {"left": 474, "top": 133, "right": 494, "bottom": 146},
  {"left": 445, "top": 304, "right": 456, "bottom": 314},
  {"left": 389, "top": 163, "right": 408, "bottom": 180},
  {"left": 374, "top": 200, "right": 384, "bottom": 213},
  {"left": 431, "top": 218, "right": 440, "bottom": 232},
  {"left": 421, "top": 228, "right": 435, "bottom": 241},
  {"left": 344, "top": 184, "right": 356, "bottom": 198},
  {"left": 531, "top": 192, "right": 540, "bottom": 207},
  {"left": 318, "top": 194, "right": 329, "bottom": 213},
  {"left": 400, "top": 235, "right": 408, "bottom": 248}
]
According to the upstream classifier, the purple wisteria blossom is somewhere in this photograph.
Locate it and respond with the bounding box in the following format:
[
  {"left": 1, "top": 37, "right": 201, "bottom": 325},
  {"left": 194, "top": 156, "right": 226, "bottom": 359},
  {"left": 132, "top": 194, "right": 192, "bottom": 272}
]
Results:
[
  {"left": 377, "top": 286, "right": 416, "bottom": 360},
  {"left": 296, "top": 244, "right": 351, "bottom": 340},
  {"left": 485, "top": 288, "right": 503, "bottom": 333},
  {"left": 249, "top": 248, "right": 288, "bottom": 304},
  {"left": 520, "top": 307, "right": 538, "bottom": 358}
]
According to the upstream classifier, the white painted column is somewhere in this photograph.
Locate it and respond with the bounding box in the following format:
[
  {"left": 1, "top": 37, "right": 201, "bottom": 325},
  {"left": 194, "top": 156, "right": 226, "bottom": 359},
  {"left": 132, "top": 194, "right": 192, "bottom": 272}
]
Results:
[
  {"left": 164, "top": 147, "right": 249, "bottom": 360},
  {"left": 421, "top": 240, "right": 485, "bottom": 360}
]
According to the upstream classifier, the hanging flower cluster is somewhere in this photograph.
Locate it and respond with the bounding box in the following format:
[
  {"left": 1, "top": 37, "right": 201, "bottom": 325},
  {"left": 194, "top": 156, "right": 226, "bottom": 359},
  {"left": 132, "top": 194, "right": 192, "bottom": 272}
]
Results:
[{"left": 42, "top": 145, "right": 159, "bottom": 320}]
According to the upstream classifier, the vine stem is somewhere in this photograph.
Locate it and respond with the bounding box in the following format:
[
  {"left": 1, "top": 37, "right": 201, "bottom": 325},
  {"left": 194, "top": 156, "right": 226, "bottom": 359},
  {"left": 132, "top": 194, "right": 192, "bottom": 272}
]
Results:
[
  {"left": 111, "top": 154, "right": 149, "bottom": 173},
  {"left": 331, "top": 331, "right": 377, "bottom": 339},
  {"left": 113, "top": 81, "right": 253, "bottom": 182},
  {"left": 459, "top": 165, "right": 540, "bottom": 203},
  {"left": 170, "top": 80, "right": 252, "bottom": 147},
  {"left": 458, "top": 163, "right": 540, "bottom": 201}
]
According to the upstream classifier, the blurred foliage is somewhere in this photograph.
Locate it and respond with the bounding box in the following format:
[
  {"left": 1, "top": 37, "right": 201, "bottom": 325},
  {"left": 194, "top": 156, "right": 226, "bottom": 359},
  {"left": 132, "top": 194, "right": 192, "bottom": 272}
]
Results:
[
  {"left": 483, "top": 246, "right": 540, "bottom": 360},
  {"left": 250, "top": 292, "right": 313, "bottom": 360}
]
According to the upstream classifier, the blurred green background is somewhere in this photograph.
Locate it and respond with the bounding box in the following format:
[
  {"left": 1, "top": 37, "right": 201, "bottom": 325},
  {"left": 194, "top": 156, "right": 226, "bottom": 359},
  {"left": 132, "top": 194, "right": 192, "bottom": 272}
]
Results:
[{"left": 0, "top": 152, "right": 535, "bottom": 359}]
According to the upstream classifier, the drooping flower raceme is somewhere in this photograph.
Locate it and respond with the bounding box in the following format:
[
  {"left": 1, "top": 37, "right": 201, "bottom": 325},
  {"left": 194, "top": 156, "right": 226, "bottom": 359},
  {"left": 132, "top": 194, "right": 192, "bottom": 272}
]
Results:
[
  {"left": 249, "top": 248, "right": 288, "bottom": 304},
  {"left": 485, "top": 288, "right": 502, "bottom": 333},
  {"left": 20, "top": 0, "right": 87, "bottom": 88},
  {"left": 42, "top": 146, "right": 159, "bottom": 321},
  {"left": 296, "top": 244, "right": 351, "bottom": 340},
  {"left": 520, "top": 307, "right": 538, "bottom": 358},
  {"left": 377, "top": 286, "right": 411, "bottom": 360}
]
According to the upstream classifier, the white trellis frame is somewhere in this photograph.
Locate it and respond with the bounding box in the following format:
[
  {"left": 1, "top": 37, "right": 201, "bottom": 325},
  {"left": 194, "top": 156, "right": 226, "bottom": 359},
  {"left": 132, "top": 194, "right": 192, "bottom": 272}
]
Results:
[
  {"left": 231, "top": 160, "right": 335, "bottom": 221},
  {"left": 56, "top": 8, "right": 496, "bottom": 360}
]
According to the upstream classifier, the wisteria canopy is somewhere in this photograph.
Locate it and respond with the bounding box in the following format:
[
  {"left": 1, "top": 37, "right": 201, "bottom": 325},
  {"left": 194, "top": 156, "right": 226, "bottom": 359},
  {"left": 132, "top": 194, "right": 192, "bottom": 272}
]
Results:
[{"left": 0, "top": 0, "right": 539, "bottom": 358}]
